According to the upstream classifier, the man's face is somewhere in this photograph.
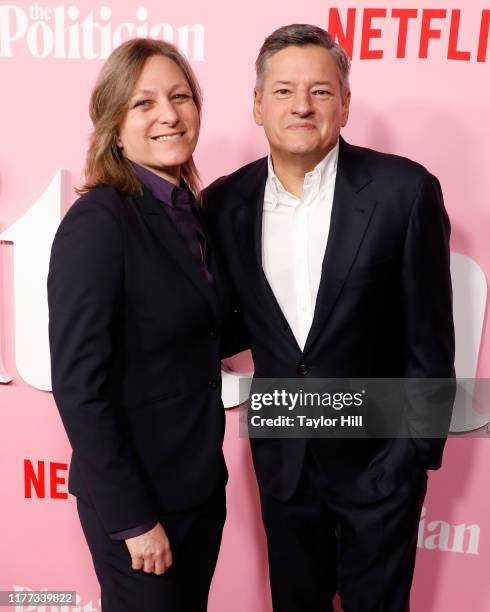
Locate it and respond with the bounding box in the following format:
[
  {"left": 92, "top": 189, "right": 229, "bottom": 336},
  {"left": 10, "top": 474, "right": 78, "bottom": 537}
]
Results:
[{"left": 253, "top": 45, "right": 350, "bottom": 164}]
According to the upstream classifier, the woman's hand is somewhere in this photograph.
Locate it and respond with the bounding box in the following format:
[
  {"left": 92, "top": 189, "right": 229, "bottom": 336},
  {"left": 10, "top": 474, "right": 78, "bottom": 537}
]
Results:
[{"left": 125, "top": 522, "right": 173, "bottom": 575}]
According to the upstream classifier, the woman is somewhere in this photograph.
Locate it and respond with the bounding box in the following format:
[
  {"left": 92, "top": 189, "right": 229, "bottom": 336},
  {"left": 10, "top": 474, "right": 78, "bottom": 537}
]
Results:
[{"left": 48, "top": 38, "right": 229, "bottom": 611}]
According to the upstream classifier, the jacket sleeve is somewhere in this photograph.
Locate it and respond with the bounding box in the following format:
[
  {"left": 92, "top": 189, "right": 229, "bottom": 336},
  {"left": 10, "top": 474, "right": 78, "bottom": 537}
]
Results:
[
  {"left": 48, "top": 197, "right": 157, "bottom": 533},
  {"left": 221, "top": 299, "right": 250, "bottom": 359},
  {"left": 401, "top": 172, "right": 456, "bottom": 468},
  {"left": 202, "top": 184, "right": 250, "bottom": 359}
]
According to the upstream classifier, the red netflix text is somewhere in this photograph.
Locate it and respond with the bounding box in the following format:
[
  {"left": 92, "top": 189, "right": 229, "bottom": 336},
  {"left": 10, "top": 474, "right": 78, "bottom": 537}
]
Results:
[
  {"left": 24, "top": 459, "right": 68, "bottom": 499},
  {"left": 328, "top": 8, "right": 489, "bottom": 62}
]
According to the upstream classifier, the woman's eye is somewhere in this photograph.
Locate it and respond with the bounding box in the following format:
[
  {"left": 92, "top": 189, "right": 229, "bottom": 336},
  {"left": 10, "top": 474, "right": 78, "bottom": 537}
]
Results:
[
  {"left": 134, "top": 99, "right": 152, "bottom": 108},
  {"left": 173, "top": 93, "right": 191, "bottom": 101}
]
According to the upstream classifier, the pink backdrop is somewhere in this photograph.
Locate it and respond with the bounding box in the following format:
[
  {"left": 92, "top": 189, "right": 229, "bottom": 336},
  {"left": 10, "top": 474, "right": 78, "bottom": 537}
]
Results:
[{"left": 1, "top": 1, "right": 489, "bottom": 610}]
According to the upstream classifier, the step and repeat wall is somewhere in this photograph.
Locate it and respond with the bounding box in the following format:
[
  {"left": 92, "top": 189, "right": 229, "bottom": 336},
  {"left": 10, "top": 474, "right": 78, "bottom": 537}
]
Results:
[{"left": 1, "top": 1, "right": 489, "bottom": 610}]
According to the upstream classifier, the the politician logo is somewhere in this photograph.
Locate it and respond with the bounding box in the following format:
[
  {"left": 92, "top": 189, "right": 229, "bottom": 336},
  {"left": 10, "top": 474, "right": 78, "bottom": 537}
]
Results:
[
  {"left": 418, "top": 506, "right": 480, "bottom": 554},
  {"left": 0, "top": 4, "right": 204, "bottom": 60}
]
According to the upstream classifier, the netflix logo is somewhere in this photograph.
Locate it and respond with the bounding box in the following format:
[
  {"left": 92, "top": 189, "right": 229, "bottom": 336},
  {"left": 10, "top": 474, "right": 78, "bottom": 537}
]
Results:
[
  {"left": 24, "top": 459, "right": 68, "bottom": 499},
  {"left": 327, "top": 8, "right": 490, "bottom": 62}
]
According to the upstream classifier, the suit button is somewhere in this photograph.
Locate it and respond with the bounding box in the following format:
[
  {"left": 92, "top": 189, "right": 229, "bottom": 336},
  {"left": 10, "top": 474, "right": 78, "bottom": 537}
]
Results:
[
  {"left": 209, "top": 330, "right": 218, "bottom": 340},
  {"left": 209, "top": 379, "right": 219, "bottom": 389},
  {"left": 297, "top": 364, "right": 310, "bottom": 377}
]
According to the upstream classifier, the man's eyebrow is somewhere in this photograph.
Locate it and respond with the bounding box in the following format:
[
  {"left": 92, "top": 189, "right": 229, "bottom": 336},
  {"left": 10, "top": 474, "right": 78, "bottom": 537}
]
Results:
[{"left": 271, "top": 80, "right": 336, "bottom": 87}]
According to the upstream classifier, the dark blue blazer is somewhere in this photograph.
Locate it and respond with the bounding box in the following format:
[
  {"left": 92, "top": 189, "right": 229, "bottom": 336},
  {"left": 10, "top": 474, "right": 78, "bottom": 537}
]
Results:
[
  {"left": 204, "top": 137, "right": 455, "bottom": 503},
  {"left": 48, "top": 183, "right": 229, "bottom": 533}
]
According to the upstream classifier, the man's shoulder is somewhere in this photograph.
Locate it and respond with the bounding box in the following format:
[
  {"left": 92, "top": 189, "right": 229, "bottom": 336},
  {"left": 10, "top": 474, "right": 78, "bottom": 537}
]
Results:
[{"left": 343, "top": 140, "right": 432, "bottom": 183}]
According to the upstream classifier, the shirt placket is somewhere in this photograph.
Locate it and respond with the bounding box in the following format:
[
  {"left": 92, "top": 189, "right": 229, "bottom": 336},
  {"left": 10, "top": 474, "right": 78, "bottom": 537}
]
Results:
[{"left": 292, "top": 191, "right": 312, "bottom": 350}]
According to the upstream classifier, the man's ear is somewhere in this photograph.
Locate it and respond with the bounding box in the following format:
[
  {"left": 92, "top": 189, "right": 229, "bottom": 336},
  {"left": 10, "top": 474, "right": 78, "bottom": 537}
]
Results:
[
  {"left": 341, "top": 89, "right": 351, "bottom": 127},
  {"left": 253, "top": 88, "right": 263, "bottom": 126}
]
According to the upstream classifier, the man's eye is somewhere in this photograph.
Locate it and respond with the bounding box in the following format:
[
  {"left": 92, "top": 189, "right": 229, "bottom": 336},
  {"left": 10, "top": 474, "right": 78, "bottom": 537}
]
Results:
[
  {"left": 275, "top": 89, "right": 291, "bottom": 95},
  {"left": 313, "top": 89, "right": 332, "bottom": 96}
]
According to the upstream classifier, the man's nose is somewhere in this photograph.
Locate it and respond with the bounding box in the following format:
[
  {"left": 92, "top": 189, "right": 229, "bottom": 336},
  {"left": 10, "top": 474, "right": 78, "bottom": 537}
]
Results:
[
  {"left": 156, "top": 98, "right": 179, "bottom": 125},
  {"left": 291, "top": 91, "right": 314, "bottom": 117}
]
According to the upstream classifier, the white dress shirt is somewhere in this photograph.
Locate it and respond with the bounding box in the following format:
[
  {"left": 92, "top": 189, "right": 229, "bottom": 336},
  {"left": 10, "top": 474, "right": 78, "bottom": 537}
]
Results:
[{"left": 262, "top": 141, "right": 339, "bottom": 350}]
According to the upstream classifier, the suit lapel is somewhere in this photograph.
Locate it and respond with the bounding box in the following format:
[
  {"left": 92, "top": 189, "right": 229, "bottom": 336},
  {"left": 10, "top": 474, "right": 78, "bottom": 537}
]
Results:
[
  {"left": 303, "top": 138, "right": 376, "bottom": 354},
  {"left": 231, "top": 158, "right": 301, "bottom": 351},
  {"left": 200, "top": 212, "right": 228, "bottom": 317},
  {"left": 139, "top": 188, "right": 220, "bottom": 318}
]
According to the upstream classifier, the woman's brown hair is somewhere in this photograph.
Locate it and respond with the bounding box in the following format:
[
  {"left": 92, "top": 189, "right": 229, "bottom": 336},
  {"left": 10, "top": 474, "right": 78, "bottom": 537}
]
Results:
[{"left": 78, "top": 38, "right": 202, "bottom": 197}]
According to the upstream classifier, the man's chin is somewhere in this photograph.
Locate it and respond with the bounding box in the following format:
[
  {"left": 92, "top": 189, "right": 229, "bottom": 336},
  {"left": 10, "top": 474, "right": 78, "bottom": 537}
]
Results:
[{"left": 286, "top": 145, "right": 324, "bottom": 158}]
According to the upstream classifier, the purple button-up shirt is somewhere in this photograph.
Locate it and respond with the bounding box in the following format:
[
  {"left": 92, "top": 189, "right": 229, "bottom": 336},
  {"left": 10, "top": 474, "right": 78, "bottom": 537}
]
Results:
[{"left": 131, "top": 162, "right": 213, "bottom": 284}]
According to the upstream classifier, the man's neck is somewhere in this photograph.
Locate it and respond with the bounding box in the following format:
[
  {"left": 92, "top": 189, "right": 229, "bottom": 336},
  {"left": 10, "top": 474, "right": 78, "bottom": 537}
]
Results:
[{"left": 270, "top": 150, "right": 330, "bottom": 198}]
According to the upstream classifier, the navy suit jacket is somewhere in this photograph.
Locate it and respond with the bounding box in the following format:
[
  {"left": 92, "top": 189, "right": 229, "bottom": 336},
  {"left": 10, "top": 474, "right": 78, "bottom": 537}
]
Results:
[
  {"left": 48, "top": 184, "right": 228, "bottom": 533},
  {"left": 204, "top": 137, "right": 455, "bottom": 502}
]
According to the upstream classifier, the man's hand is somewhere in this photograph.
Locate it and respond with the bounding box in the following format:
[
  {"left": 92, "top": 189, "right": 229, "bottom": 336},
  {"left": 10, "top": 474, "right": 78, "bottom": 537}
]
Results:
[{"left": 125, "top": 522, "right": 172, "bottom": 575}]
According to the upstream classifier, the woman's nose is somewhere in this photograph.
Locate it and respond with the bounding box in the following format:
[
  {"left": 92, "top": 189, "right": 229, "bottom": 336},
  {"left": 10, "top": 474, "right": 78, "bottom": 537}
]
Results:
[{"left": 156, "top": 98, "right": 179, "bottom": 125}]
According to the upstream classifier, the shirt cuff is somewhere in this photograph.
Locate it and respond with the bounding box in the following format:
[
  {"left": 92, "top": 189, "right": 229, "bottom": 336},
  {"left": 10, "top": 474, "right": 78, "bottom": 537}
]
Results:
[{"left": 109, "top": 519, "right": 158, "bottom": 541}]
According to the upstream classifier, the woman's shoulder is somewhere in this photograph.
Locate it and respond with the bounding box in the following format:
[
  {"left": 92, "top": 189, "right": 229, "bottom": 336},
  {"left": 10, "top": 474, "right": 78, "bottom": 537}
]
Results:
[
  {"left": 56, "top": 185, "right": 133, "bottom": 242},
  {"left": 73, "top": 183, "right": 127, "bottom": 210},
  {"left": 65, "top": 184, "right": 136, "bottom": 223},
  {"left": 50, "top": 185, "right": 128, "bottom": 269}
]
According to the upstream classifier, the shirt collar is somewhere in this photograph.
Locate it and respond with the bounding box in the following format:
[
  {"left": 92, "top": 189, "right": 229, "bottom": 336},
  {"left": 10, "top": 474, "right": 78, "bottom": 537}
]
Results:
[
  {"left": 130, "top": 161, "right": 191, "bottom": 208},
  {"left": 265, "top": 140, "right": 339, "bottom": 209}
]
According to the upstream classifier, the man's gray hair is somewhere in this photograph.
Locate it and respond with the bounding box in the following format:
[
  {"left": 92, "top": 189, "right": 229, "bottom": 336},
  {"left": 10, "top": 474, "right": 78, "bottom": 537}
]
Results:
[{"left": 255, "top": 24, "right": 351, "bottom": 97}]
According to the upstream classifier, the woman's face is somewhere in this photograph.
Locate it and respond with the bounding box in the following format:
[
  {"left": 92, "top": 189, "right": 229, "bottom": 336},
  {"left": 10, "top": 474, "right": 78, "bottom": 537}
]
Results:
[{"left": 117, "top": 54, "right": 199, "bottom": 185}]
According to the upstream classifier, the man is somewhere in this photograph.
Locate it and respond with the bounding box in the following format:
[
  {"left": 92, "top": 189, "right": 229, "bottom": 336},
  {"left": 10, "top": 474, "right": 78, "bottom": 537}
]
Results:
[{"left": 205, "top": 24, "right": 454, "bottom": 612}]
